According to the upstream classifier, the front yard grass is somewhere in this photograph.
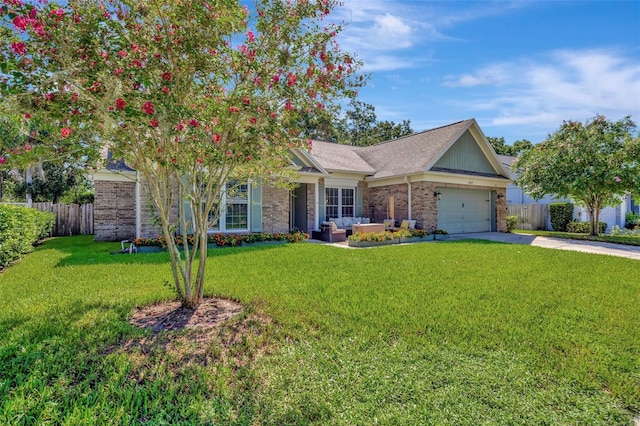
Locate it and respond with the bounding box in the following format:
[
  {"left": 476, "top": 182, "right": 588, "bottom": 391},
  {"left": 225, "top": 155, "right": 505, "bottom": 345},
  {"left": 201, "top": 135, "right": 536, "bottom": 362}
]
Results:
[{"left": 1, "top": 235, "right": 638, "bottom": 424}]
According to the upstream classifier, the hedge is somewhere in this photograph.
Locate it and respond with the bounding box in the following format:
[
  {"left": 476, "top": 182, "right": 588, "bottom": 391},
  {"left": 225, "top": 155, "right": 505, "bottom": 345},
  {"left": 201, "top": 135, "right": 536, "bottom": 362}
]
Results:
[
  {"left": 549, "top": 202, "right": 574, "bottom": 232},
  {"left": 0, "top": 204, "right": 55, "bottom": 269},
  {"left": 566, "top": 221, "right": 608, "bottom": 234}
]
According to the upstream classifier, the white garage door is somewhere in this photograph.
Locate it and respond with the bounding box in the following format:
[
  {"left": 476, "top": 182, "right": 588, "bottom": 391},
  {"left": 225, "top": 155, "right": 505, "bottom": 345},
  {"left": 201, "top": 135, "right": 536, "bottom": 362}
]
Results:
[{"left": 437, "top": 188, "right": 491, "bottom": 234}]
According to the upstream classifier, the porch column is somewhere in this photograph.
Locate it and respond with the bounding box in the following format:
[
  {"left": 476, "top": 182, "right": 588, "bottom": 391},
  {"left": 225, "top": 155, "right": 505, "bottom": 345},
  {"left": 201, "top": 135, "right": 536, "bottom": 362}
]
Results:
[{"left": 314, "top": 181, "right": 320, "bottom": 230}]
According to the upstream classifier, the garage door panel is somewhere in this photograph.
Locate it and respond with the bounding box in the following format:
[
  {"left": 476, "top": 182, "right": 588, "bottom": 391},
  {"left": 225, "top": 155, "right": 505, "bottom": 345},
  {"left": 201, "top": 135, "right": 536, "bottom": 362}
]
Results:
[{"left": 437, "top": 188, "right": 490, "bottom": 234}]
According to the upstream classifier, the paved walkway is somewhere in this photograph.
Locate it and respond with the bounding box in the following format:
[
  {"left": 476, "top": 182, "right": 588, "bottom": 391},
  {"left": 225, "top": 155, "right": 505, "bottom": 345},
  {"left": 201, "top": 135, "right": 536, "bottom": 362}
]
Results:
[{"left": 448, "top": 232, "right": 640, "bottom": 261}]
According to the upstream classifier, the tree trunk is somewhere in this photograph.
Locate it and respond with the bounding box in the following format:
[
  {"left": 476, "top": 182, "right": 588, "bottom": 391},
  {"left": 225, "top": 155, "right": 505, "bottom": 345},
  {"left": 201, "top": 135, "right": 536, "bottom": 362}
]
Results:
[{"left": 587, "top": 199, "right": 601, "bottom": 236}]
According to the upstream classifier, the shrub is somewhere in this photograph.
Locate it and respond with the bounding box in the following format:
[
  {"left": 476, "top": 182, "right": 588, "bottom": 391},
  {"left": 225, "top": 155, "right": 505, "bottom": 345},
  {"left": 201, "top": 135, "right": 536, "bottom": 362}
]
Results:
[
  {"left": 348, "top": 231, "right": 396, "bottom": 242},
  {"left": 549, "top": 202, "right": 574, "bottom": 232},
  {"left": 506, "top": 215, "right": 519, "bottom": 232},
  {"left": 567, "top": 221, "right": 607, "bottom": 234},
  {"left": 0, "top": 204, "right": 55, "bottom": 269},
  {"left": 625, "top": 212, "right": 640, "bottom": 230}
]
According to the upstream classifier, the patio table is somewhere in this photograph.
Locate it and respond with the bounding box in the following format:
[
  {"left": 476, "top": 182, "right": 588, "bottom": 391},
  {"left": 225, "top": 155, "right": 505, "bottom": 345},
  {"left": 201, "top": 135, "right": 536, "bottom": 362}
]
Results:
[{"left": 352, "top": 223, "right": 385, "bottom": 234}]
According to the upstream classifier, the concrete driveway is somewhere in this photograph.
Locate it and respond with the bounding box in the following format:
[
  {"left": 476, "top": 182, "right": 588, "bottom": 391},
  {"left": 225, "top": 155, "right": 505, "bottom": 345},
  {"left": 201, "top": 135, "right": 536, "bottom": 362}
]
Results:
[{"left": 448, "top": 232, "right": 640, "bottom": 261}]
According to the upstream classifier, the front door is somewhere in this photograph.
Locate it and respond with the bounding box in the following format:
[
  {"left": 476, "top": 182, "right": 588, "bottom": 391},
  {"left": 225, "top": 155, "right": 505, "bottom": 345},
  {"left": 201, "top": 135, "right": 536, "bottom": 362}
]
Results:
[{"left": 291, "top": 184, "right": 308, "bottom": 232}]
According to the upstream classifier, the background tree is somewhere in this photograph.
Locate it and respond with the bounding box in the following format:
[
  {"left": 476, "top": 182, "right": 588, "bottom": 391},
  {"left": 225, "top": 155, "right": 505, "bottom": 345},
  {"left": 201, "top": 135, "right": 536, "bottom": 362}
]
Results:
[
  {"left": 487, "top": 136, "right": 533, "bottom": 156},
  {"left": 334, "top": 100, "right": 413, "bottom": 146},
  {"left": 513, "top": 115, "right": 640, "bottom": 235},
  {"left": 10, "top": 161, "right": 93, "bottom": 204},
  {"left": 1, "top": 0, "right": 363, "bottom": 309}
]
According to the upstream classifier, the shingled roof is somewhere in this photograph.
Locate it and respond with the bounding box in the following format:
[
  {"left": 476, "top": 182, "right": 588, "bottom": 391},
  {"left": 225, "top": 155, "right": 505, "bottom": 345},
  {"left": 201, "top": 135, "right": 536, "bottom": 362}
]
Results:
[
  {"left": 309, "top": 140, "right": 376, "bottom": 174},
  {"left": 308, "top": 119, "right": 499, "bottom": 179},
  {"left": 358, "top": 119, "right": 474, "bottom": 179}
]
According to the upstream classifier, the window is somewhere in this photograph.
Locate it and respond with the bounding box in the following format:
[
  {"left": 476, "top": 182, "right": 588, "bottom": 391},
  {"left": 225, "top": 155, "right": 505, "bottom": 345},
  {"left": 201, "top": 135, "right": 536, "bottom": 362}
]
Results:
[
  {"left": 325, "top": 188, "right": 339, "bottom": 218},
  {"left": 325, "top": 187, "right": 354, "bottom": 219},
  {"left": 208, "top": 181, "right": 249, "bottom": 231}
]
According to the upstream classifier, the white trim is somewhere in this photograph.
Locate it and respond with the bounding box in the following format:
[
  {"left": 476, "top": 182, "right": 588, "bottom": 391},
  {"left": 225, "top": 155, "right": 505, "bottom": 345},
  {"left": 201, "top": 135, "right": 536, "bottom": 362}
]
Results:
[
  {"left": 405, "top": 176, "right": 412, "bottom": 220},
  {"left": 295, "top": 174, "right": 323, "bottom": 184},
  {"left": 314, "top": 181, "right": 320, "bottom": 230},
  {"left": 324, "top": 178, "right": 359, "bottom": 188},
  {"left": 94, "top": 168, "right": 137, "bottom": 182}
]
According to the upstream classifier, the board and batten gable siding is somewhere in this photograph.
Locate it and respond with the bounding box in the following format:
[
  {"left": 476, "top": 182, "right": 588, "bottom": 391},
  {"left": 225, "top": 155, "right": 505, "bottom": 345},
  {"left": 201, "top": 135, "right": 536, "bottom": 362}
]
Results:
[{"left": 433, "top": 130, "right": 497, "bottom": 175}]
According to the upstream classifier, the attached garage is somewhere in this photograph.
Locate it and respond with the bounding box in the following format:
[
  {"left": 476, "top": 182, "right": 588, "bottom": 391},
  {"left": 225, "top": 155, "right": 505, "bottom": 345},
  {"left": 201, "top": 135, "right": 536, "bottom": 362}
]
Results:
[{"left": 437, "top": 188, "right": 492, "bottom": 234}]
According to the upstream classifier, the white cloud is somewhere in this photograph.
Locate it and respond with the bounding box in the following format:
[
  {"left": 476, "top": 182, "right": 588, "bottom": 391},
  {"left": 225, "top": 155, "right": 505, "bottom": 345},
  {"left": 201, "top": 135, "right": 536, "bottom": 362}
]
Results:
[{"left": 444, "top": 49, "right": 640, "bottom": 132}]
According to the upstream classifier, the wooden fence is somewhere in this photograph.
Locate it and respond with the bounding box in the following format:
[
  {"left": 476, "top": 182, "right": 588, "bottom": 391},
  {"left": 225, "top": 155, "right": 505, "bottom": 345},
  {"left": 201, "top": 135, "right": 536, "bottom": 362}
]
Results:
[
  {"left": 507, "top": 204, "right": 548, "bottom": 230},
  {"left": 6, "top": 202, "right": 94, "bottom": 236}
]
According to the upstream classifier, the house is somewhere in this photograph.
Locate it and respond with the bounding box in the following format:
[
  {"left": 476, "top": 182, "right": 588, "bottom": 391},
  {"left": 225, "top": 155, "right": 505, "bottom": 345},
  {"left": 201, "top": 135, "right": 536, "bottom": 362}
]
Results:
[
  {"left": 500, "top": 154, "right": 635, "bottom": 230},
  {"left": 93, "top": 118, "right": 511, "bottom": 241}
]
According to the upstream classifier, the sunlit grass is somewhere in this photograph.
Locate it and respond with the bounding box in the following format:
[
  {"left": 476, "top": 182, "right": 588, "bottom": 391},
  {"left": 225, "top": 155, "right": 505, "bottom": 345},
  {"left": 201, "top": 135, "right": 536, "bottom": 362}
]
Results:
[{"left": 1, "top": 236, "right": 638, "bottom": 424}]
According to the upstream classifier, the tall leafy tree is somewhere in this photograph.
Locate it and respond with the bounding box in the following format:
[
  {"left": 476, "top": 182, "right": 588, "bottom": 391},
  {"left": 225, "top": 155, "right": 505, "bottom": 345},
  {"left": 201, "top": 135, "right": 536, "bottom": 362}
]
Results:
[
  {"left": 335, "top": 99, "right": 413, "bottom": 146},
  {"left": 487, "top": 136, "right": 533, "bottom": 156},
  {"left": 1, "top": 0, "right": 363, "bottom": 309},
  {"left": 514, "top": 115, "right": 640, "bottom": 235}
]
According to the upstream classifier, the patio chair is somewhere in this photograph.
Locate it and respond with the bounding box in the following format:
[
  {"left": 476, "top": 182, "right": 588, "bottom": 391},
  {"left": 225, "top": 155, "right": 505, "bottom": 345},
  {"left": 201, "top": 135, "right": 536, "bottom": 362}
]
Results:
[{"left": 318, "top": 221, "right": 346, "bottom": 243}]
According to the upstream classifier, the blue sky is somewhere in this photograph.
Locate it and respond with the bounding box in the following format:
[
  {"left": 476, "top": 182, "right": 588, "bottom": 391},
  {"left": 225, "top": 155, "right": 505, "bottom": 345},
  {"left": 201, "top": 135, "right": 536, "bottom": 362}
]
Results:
[{"left": 330, "top": 0, "right": 640, "bottom": 144}]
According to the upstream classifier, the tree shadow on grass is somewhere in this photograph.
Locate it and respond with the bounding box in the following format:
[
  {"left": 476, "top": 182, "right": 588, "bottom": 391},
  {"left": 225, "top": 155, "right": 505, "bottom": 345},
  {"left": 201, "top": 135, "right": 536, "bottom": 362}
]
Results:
[{"left": 0, "top": 295, "right": 269, "bottom": 424}]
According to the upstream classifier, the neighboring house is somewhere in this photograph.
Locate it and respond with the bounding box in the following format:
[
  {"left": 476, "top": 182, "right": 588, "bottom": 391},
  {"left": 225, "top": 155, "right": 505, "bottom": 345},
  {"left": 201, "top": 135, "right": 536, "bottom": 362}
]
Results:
[
  {"left": 93, "top": 118, "right": 511, "bottom": 241},
  {"left": 500, "top": 154, "right": 634, "bottom": 230}
]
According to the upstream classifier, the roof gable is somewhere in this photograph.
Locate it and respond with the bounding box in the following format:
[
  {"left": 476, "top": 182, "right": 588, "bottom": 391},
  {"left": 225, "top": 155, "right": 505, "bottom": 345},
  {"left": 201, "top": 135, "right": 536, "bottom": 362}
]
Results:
[
  {"left": 432, "top": 129, "right": 498, "bottom": 175},
  {"left": 304, "top": 119, "right": 510, "bottom": 180}
]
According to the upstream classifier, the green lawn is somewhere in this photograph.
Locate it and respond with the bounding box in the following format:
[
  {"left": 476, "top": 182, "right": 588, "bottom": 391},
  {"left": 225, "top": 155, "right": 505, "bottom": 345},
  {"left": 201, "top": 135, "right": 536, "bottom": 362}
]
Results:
[{"left": 1, "top": 236, "right": 639, "bottom": 425}]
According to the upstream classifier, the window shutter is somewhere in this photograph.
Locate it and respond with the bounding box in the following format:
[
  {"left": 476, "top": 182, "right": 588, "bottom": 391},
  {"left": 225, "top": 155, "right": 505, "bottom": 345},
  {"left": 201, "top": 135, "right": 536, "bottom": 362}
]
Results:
[
  {"left": 355, "top": 186, "right": 363, "bottom": 217},
  {"left": 250, "top": 179, "right": 262, "bottom": 232},
  {"left": 319, "top": 184, "right": 325, "bottom": 222}
]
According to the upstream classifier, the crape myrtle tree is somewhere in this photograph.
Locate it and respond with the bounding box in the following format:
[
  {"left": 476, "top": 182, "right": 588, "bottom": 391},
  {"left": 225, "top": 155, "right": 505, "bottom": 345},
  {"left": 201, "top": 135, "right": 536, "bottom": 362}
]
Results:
[
  {"left": 513, "top": 115, "right": 640, "bottom": 236},
  {"left": 1, "top": 0, "right": 363, "bottom": 309}
]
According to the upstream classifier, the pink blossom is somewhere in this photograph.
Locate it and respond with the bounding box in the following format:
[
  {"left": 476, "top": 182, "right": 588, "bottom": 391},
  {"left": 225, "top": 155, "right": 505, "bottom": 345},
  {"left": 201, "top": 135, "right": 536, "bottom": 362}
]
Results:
[
  {"left": 161, "top": 72, "right": 172, "bottom": 81},
  {"left": 0, "top": 157, "right": 6, "bottom": 165},
  {"left": 188, "top": 119, "right": 200, "bottom": 127},
  {"left": 142, "top": 101, "right": 155, "bottom": 115},
  {"left": 196, "top": 158, "right": 203, "bottom": 164},
  {"left": 614, "top": 176, "right": 621, "bottom": 183},
  {"left": 284, "top": 101, "right": 293, "bottom": 111},
  {"left": 11, "top": 42, "right": 26, "bottom": 55},
  {"left": 12, "top": 16, "right": 28, "bottom": 31},
  {"left": 115, "top": 98, "right": 126, "bottom": 110},
  {"left": 100, "top": 51, "right": 108, "bottom": 59},
  {"left": 24, "top": 113, "right": 31, "bottom": 119},
  {"left": 162, "top": 87, "right": 170, "bottom": 94},
  {"left": 131, "top": 59, "right": 142, "bottom": 68},
  {"left": 246, "top": 30, "right": 255, "bottom": 43},
  {"left": 50, "top": 9, "right": 65, "bottom": 20},
  {"left": 249, "top": 117, "right": 257, "bottom": 125},
  {"left": 114, "top": 68, "right": 123, "bottom": 75},
  {"left": 60, "top": 128, "right": 72, "bottom": 138},
  {"left": 272, "top": 74, "right": 280, "bottom": 84},
  {"left": 287, "top": 72, "right": 297, "bottom": 87},
  {"left": 243, "top": 98, "right": 251, "bottom": 106},
  {"left": 229, "top": 106, "right": 240, "bottom": 113},
  {"left": 118, "top": 50, "right": 127, "bottom": 58},
  {"left": 176, "top": 123, "right": 185, "bottom": 131},
  {"left": 149, "top": 118, "right": 159, "bottom": 127},
  {"left": 212, "top": 133, "right": 221, "bottom": 143}
]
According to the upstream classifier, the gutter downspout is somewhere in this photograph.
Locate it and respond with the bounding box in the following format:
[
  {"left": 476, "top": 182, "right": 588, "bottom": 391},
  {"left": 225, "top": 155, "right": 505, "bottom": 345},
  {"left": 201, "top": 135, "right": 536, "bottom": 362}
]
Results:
[{"left": 404, "top": 176, "right": 412, "bottom": 220}]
